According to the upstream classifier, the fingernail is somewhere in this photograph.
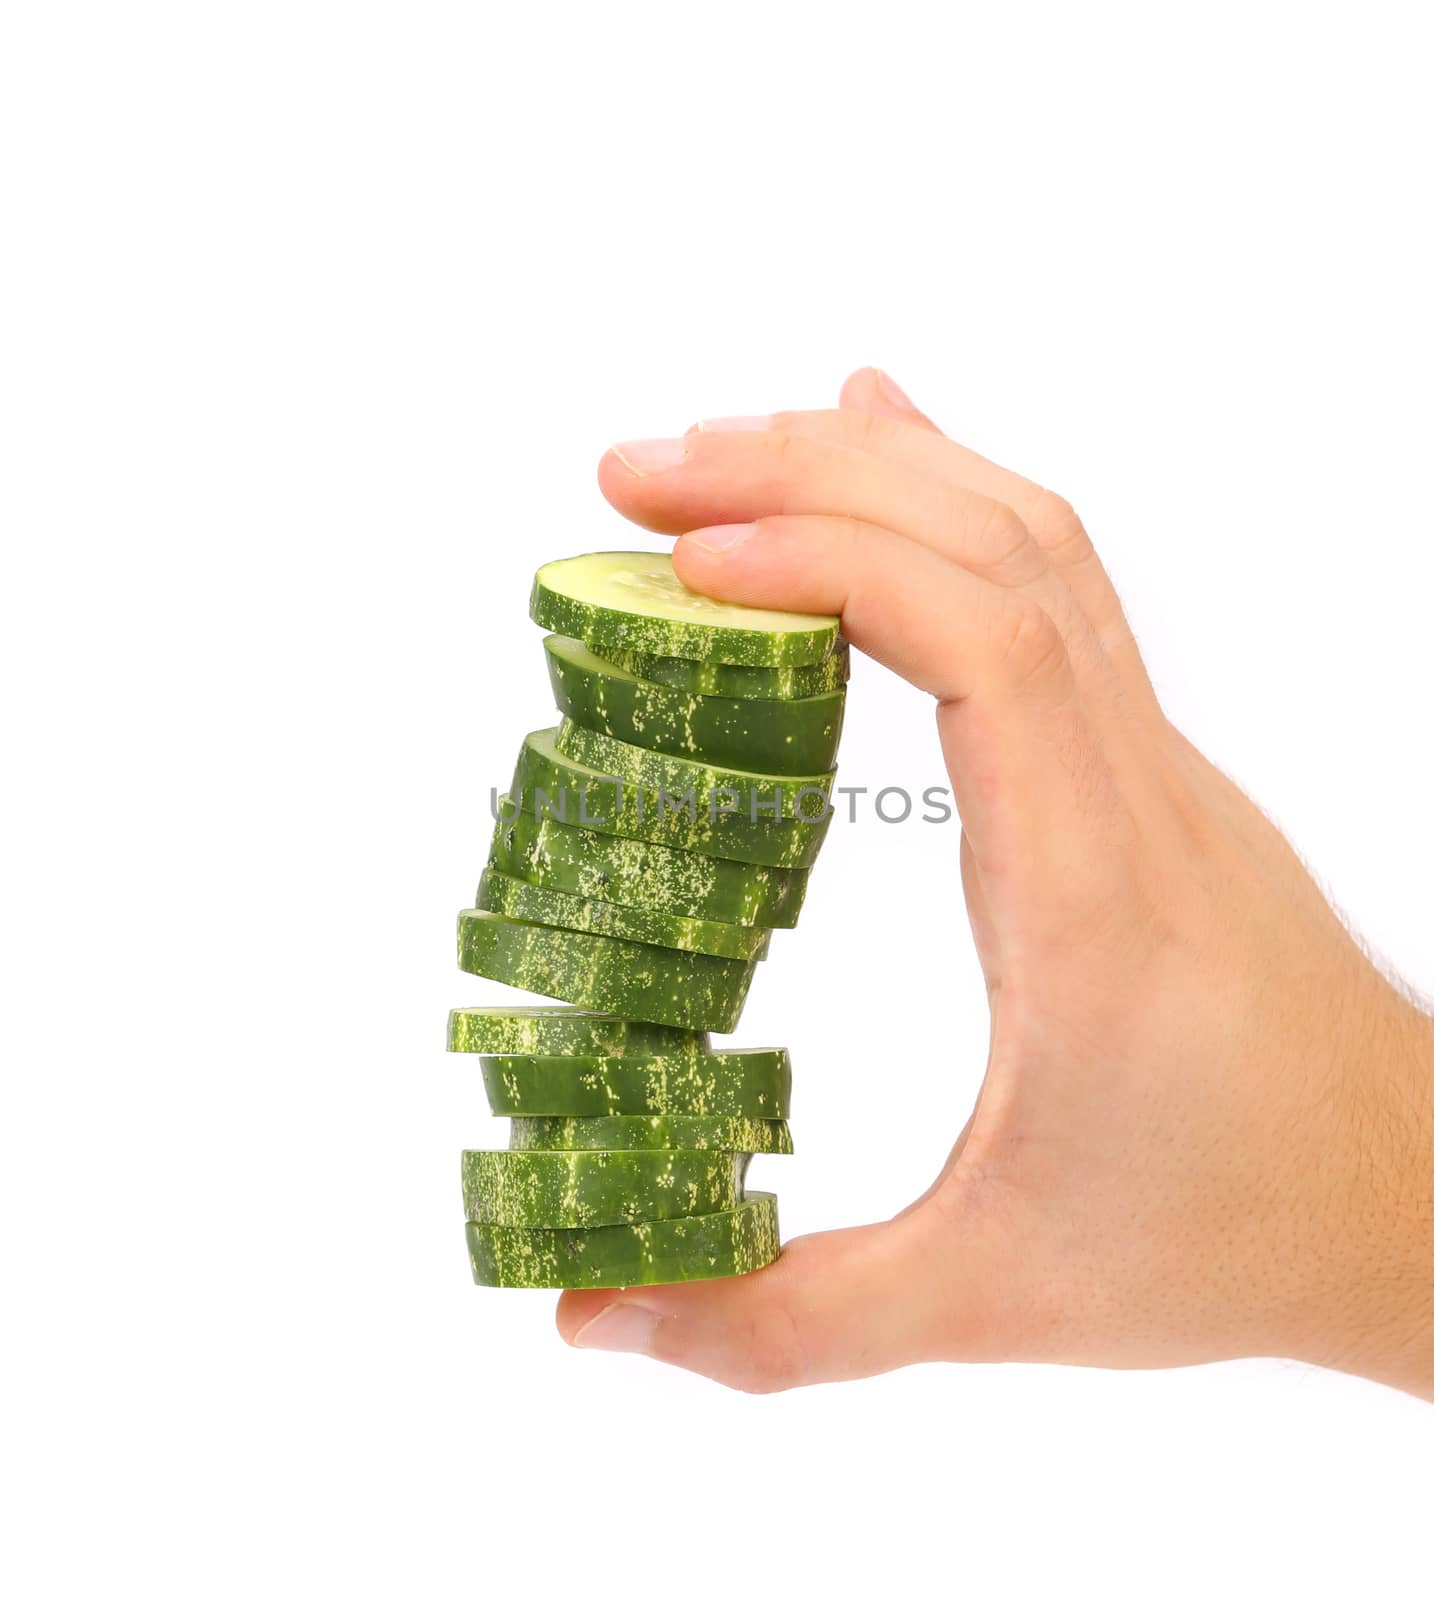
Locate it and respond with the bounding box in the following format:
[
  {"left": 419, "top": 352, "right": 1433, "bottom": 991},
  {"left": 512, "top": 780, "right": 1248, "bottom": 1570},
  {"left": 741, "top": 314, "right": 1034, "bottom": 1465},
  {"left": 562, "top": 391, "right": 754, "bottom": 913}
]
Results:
[
  {"left": 573, "top": 1302, "right": 662, "bottom": 1354},
  {"left": 874, "top": 368, "right": 918, "bottom": 412},
  {"left": 697, "top": 415, "right": 772, "bottom": 433},
  {"left": 611, "top": 438, "right": 688, "bottom": 476},
  {"left": 684, "top": 523, "right": 756, "bottom": 553}
]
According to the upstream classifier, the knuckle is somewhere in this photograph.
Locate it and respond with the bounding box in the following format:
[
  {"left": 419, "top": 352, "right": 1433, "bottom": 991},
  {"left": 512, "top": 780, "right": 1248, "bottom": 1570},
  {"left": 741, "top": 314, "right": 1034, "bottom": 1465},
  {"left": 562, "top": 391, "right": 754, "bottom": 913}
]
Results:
[
  {"left": 971, "top": 496, "right": 1039, "bottom": 580},
  {"left": 761, "top": 430, "right": 808, "bottom": 510},
  {"left": 828, "top": 514, "right": 869, "bottom": 563},
  {"left": 766, "top": 428, "right": 800, "bottom": 469},
  {"left": 846, "top": 407, "right": 894, "bottom": 455},
  {"left": 992, "top": 600, "right": 1068, "bottom": 685},
  {"left": 1028, "top": 488, "right": 1091, "bottom": 561}
]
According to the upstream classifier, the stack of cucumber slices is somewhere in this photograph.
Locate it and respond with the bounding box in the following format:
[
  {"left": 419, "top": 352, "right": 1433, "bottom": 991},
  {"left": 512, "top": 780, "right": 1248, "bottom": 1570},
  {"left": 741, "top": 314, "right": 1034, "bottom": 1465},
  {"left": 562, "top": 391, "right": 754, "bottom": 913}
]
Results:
[{"left": 451, "top": 551, "right": 847, "bottom": 1288}]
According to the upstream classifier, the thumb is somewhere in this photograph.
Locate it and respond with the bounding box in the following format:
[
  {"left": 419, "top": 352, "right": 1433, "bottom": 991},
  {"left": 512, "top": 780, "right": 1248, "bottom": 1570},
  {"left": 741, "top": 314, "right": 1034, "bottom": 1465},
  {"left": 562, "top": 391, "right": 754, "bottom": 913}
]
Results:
[
  {"left": 839, "top": 366, "right": 941, "bottom": 431},
  {"left": 556, "top": 1199, "right": 980, "bottom": 1392}
]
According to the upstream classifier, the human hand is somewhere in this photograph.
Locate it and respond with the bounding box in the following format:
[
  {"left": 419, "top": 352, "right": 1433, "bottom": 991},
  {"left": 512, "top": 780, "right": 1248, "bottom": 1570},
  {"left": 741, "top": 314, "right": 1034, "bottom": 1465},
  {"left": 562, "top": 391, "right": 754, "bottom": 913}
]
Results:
[{"left": 556, "top": 369, "right": 1434, "bottom": 1399}]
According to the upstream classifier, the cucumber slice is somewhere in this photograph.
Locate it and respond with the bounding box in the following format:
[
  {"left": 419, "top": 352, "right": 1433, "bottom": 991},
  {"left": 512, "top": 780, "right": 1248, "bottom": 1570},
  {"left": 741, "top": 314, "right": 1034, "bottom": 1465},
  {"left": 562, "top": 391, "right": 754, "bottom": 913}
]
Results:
[
  {"left": 594, "top": 640, "right": 851, "bottom": 701},
  {"left": 513, "top": 728, "right": 831, "bottom": 870},
  {"left": 480, "top": 1048, "right": 792, "bottom": 1117},
  {"left": 556, "top": 719, "right": 834, "bottom": 808},
  {"left": 546, "top": 633, "right": 845, "bottom": 776},
  {"left": 457, "top": 909, "right": 756, "bottom": 1032},
  {"left": 447, "top": 1005, "right": 708, "bottom": 1058},
  {"left": 509, "top": 1114, "right": 793, "bottom": 1154},
  {"left": 531, "top": 551, "right": 838, "bottom": 668},
  {"left": 466, "top": 1191, "right": 780, "bottom": 1288},
  {"left": 489, "top": 803, "right": 809, "bottom": 929},
  {"left": 461, "top": 1147, "right": 749, "bottom": 1227},
  {"left": 476, "top": 866, "right": 772, "bottom": 962}
]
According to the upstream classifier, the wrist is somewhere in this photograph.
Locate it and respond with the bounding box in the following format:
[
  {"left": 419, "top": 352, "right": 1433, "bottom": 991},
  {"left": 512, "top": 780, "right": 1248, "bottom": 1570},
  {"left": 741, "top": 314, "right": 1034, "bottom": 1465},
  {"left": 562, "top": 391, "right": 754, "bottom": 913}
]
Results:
[{"left": 1304, "top": 986, "right": 1434, "bottom": 1399}]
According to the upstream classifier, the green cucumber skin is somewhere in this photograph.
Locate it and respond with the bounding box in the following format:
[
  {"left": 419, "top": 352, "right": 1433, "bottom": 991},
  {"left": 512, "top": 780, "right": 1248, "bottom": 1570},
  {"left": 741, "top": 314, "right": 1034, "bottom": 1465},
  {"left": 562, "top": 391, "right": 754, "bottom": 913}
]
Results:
[
  {"left": 466, "top": 1192, "right": 780, "bottom": 1288},
  {"left": 457, "top": 909, "right": 756, "bottom": 1033},
  {"left": 531, "top": 552, "right": 837, "bottom": 668},
  {"left": 594, "top": 641, "right": 851, "bottom": 701},
  {"left": 546, "top": 634, "right": 846, "bottom": 777},
  {"left": 513, "top": 729, "right": 831, "bottom": 870},
  {"left": 475, "top": 866, "right": 772, "bottom": 962},
  {"left": 508, "top": 1114, "right": 794, "bottom": 1154},
  {"left": 489, "top": 802, "right": 809, "bottom": 930},
  {"left": 461, "top": 1147, "right": 750, "bottom": 1227},
  {"left": 557, "top": 719, "right": 836, "bottom": 806},
  {"left": 447, "top": 1006, "right": 708, "bottom": 1058},
  {"left": 480, "top": 1049, "right": 792, "bottom": 1117}
]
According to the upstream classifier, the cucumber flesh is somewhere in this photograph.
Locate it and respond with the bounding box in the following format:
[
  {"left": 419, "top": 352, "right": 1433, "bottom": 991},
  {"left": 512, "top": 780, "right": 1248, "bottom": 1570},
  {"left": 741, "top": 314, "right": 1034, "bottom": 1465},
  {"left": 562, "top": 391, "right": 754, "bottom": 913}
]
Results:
[
  {"left": 476, "top": 864, "right": 772, "bottom": 961},
  {"left": 594, "top": 640, "right": 851, "bottom": 701},
  {"left": 457, "top": 909, "right": 755, "bottom": 1032},
  {"left": 466, "top": 1192, "right": 780, "bottom": 1288},
  {"left": 508, "top": 1114, "right": 793, "bottom": 1154},
  {"left": 489, "top": 802, "right": 809, "bottom": 929},
  {"left": 462, "top": 1147, "right": 749, "bottom": 1226},
  {"left": 513, "top": 728, "right": 832, "bottom": 870},
  {"left": 479, "top": 1048, "right": 792, "bottom": 1117},
  {"left": 531, "top": 551, "right": 838, "bottom": 668},
  {"left": 546, "top": 633, "right": 845, "bottom": 777},
  {"left": 447, "top": 1005, "right": 708, "bottom": 1058}
]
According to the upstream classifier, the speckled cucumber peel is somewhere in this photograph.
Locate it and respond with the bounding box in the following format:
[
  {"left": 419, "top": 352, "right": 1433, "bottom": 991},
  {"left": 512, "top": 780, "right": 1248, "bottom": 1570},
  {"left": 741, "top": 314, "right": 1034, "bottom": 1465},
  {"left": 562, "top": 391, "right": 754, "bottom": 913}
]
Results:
[
  {"left": 555, "top": 718, "right": 836, "bottom": 808},
  {"left": 592, "top": 639, "right": 851, "bottom": 701},
  {"left": 448, "top": 1005, "right": 709, "bottom": 1058},
  {"left": 488, "top": 802, "right": 809, "bottom": 929},
  {"left": 545, "top": 632, "right": 846, "bottom": 776},
  {"left": 462, "top": 1147, "right": 751, "bottom": 1227},
  {"left": 454, "top": 552, "right": 851, "bottom": 1287},
  {"left": 479, "top": 1048, "right": 792, "bottom": 1118},
  {"left": 467, "top": 1191, "right": 780, "bottom": 1288},
  {"left": 457, "top": 908, "right": 756, "bottom": 1032},
  {"left": 530, "top": 551, "right": 839, "bottom": 667},
  {"left": 508, "top": 1113, "right": 794, "bottom": 1154},
  {"left": 511, "top": 728, "right": 831, "bottom": 869},
  {"left": 476, "top": 864, "right": 773, "bottom": 961}
]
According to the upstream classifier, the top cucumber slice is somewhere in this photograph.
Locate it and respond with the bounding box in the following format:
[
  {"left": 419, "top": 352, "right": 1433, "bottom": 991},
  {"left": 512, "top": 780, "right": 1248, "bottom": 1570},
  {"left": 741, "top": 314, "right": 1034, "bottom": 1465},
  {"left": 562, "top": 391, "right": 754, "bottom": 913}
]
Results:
[
  {"left": 531, "top": 551, "right": 840, "bottom": 668},
  {"left": 593, "top": 640, "right": 852, "bottom": 701},
  {"left": 447, "top": 1005, "right": 709, "bottom": 1058}
]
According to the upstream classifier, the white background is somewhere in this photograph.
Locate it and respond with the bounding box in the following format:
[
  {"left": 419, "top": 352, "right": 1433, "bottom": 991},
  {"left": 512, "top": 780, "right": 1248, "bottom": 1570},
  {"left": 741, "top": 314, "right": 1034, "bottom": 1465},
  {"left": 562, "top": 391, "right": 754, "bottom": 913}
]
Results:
[{"left": 3, "top": 2, "right": 1431, "bottom": 1595}]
